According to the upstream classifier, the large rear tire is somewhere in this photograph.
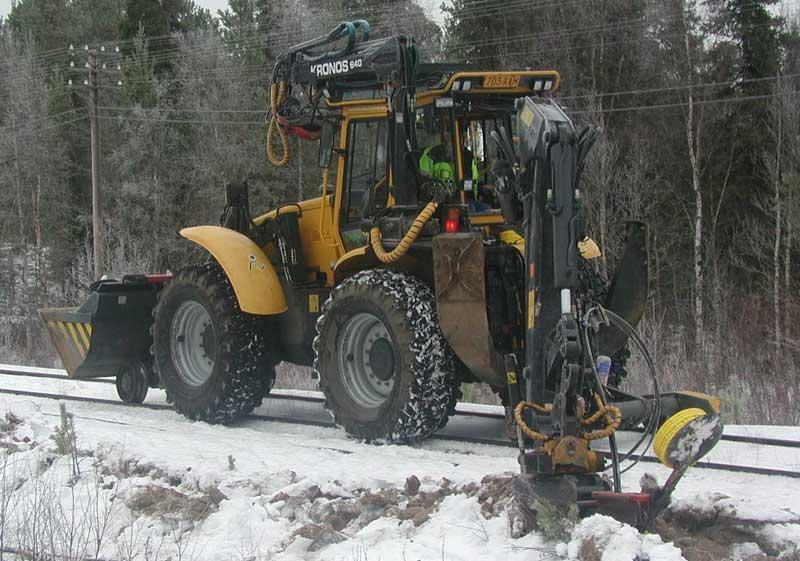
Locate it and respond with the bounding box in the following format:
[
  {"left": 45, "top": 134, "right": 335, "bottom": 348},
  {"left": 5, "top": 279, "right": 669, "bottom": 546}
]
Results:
[
  {"left": 152, "top": 263, "right": 275, "bottom": 423},
  {"left": 314, "top": 269, "right": 458, "bottom": 443}
]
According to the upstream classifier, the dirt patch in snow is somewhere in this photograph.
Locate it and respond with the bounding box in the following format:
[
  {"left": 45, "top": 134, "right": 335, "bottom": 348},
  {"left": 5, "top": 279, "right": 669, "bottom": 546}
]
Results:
[
  {"left": 128, "top": 484, "right": 227, "bottom": 521},
  {"left": 273, "top": 472, "right": 517, "bottom": 552},
  {"left": 655, "top": 495, "right": 800, "bottom": 561},
  {"left": 0, "top": 411, "right": 32, "bottom": 452}
]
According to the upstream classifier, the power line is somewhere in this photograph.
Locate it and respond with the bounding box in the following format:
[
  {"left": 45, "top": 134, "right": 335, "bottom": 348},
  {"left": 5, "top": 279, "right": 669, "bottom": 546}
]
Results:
[
  {"left": 0, "top": 0, "right": 780, "bottom": 87},
  {"left": 98, "top": 106, "right": 266, "bottom": 114},
  {"left": 0, "top": 0, "right": 777, "bottom": 73},
  {"left": 76, "top": 0, "right": 591, "bottom": 54},
  {"left": 568, "top": 91, "right": 799, "bottom": 116},
  {"left": 90, "top": 25, "right": 760, "bottom": 89},
  {"left": 98, "top": 115, "right": 265, "bottom": 125},
  {"left": 88, "top": 10, "right": 785, "bottom": 91},
  {"left": 93, "top": 89, "right": 799, "bottom": 129},
  {"left": 0, "top": 115, "right": 87, "bottom": 170},
  {"left": 0, "top": 108, "right": 84, "bottom": 134},
  {"left": 557, "top": 72, "right": 800, "bottom": 102},
  {"left": 94, "top": 71, "right": 800, "bottom": 117}
]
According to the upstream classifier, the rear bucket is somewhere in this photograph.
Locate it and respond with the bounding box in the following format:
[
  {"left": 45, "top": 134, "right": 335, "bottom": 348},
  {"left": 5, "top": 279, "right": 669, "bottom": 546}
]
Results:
[{"left": 39, "top": 278, "right": 161, "bottom": 379}]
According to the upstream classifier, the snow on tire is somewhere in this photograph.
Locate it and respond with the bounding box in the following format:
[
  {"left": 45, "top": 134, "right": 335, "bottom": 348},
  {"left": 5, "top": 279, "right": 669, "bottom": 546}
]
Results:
[
  {"left": 313, "top": 269, "right": 458, "bottom": 443},
  {"left": 152, "top": 263, "right": 275, "bottom": 423}
]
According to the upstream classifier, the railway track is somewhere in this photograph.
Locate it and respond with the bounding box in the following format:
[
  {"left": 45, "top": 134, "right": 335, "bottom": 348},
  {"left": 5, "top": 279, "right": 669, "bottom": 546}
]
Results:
[{"left": 1, "top": 364, "right": 798, "bottom": 479}]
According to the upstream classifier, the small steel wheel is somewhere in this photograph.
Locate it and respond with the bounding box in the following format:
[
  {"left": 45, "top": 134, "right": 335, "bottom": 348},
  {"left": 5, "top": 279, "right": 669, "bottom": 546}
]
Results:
[{"left": 116, "top": 362, "right": 149, "bottom": 404}]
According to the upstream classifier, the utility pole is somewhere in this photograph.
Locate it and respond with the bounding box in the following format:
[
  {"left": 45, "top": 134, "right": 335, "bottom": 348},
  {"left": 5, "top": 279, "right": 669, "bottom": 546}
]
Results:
[
  {"left": 68, "top": 43, "right": 121, "bottom": 279},
  {"left": 88, "top": 48, "right": 103, "bottom": 279}
]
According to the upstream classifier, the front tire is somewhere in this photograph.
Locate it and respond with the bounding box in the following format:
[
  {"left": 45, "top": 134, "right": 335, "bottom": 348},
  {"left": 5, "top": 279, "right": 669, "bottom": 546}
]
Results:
[
  {"left": 152, "top": 263, "right": 275, "bottom": 423},
  {"left": 314, "top": 270, "right": 458, "bottom": 443}
]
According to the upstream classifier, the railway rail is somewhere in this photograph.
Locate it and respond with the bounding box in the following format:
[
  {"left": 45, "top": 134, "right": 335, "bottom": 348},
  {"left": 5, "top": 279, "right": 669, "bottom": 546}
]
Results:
[{"left": 1, "top": 364, "right": 798, "bottom": 479}]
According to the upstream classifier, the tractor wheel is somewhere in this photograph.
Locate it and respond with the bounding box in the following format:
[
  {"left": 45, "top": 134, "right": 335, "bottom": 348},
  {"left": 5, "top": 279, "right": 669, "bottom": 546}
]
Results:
[
  {"left": 314, "top": 269, "right": 458, "bottom": 443},
  {"left": 152, "top": 263, "right": 275, "bottom": 423},
  {"left": 115, "top": 361, "right": 149, "bottom": 404}
]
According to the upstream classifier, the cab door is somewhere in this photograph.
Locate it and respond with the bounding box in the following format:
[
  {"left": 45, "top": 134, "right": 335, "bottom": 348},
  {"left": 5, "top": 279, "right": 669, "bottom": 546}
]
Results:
[{"left": 338, "top": 118, "right": 388, "bottom": 251}]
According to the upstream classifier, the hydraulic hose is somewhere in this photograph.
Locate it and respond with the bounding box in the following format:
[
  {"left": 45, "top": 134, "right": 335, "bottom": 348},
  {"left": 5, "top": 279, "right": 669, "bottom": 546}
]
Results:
[
  {"left": 266, "top": 81, "right": 290, "bottom": 167},
  {"left": 513, "top": 401, "right": 551, "bottom": 442},
  {"left": 580, "top": 393, "right": 622, "bottom": 441},
  {"left": 369, "top": 202, "right": 438, "bottom": 264}
]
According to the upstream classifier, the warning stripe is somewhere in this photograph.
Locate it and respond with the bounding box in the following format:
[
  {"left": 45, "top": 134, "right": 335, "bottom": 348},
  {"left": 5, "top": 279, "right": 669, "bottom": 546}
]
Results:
[
  {"left": 75, "top": 323, "right": 91, "bottom": 350},
  {"left": 64, "top": 322, "right": 86, "bottom": 358}
]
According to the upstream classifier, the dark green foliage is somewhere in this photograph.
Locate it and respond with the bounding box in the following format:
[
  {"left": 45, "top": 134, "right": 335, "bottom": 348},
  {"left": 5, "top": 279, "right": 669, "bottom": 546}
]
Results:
[
  {"left": 122, "top": 25, "right": 158, "bottom": 107},
  {"left": 119, "top": 0, "right": 168, "bottom": 41}
]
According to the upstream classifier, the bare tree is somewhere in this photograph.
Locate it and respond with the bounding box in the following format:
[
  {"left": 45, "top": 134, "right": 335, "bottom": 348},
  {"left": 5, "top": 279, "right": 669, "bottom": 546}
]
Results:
[{"left": 678, "top": 4, "right": 707, "bottom": 354}]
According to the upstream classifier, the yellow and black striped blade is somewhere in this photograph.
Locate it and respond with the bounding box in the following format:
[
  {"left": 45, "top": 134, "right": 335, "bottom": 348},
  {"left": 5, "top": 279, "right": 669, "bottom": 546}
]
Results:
[{"left": 40, "top": 308, "right": 93, "bottom": 377}]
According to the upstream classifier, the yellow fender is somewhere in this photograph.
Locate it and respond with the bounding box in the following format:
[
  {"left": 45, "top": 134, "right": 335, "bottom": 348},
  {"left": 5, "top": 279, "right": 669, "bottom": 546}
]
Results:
[
  {"left": 333, "top": 246, "right": 372, "bottom": 282},
  {"left": 180, "top": 226, "right": 288, "bottom": 315}
]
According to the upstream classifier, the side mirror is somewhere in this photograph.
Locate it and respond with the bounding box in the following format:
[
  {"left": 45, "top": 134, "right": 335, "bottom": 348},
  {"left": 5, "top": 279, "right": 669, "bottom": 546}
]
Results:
[{"left": 318, "top": 122, "right": 335, "bottom": 168}]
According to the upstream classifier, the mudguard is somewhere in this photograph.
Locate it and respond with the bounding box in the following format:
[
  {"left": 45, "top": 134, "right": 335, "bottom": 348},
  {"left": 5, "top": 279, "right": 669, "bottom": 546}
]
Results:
[{"left": 180, "top": 226, "right": 288, "bottom": 315}]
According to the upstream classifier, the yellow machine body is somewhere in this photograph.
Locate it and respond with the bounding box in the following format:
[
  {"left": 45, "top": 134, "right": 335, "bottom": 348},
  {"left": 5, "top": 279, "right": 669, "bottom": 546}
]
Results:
[{"left": 180, "top": 225, "right": 288, "bottom": 315}]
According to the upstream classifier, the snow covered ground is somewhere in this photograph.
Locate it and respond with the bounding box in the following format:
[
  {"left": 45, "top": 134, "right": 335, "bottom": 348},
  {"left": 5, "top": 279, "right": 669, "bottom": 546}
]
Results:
[{"left": 0, "top": 372, "right": 797, "bottom": 560}]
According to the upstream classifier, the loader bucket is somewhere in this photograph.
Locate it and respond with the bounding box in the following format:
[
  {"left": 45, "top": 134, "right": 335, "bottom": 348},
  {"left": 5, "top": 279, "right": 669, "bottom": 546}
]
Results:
[{"left": 39, "top": 277, "right": 162, "bottom": 379}]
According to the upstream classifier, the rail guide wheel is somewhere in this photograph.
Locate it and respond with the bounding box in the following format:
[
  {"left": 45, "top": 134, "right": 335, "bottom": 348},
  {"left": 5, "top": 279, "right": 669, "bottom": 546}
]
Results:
[
  {"left": 654, "top": 408, "right": 724, "bottom": 468},
  {"left": 115, "top": 361, "right": 150, "bottom": 404}
]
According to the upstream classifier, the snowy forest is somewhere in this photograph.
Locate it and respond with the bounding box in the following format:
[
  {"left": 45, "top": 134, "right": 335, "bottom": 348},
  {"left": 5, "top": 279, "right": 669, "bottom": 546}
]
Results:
[{"left": 1, "top": 0, "right": 799, "bottom": 424}]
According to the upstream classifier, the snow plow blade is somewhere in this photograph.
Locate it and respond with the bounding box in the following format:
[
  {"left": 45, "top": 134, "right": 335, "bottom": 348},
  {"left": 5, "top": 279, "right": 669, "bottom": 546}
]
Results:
[{"left": 39, "top": 275, "right": 167, "bottom": 379}]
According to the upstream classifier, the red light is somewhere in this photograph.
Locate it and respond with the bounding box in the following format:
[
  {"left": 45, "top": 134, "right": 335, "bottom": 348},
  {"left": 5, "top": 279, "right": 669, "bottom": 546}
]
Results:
[
  {"left": 145, "top": 273, "right": 173, "bottom": 284},
  {"left": 444, "top": 207, "right": 460, "bottom": 233}
]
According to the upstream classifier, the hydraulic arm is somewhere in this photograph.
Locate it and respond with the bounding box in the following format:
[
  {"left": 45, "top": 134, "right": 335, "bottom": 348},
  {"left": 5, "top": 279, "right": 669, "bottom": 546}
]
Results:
[{"left": 493, "top": 97, "right": 724, "bottom": 531}]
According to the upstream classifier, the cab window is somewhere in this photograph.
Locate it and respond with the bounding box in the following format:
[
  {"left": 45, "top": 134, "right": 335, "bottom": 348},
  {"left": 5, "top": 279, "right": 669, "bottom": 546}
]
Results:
[{"left": 343, "top": 119, "right": 387, "bottom": 224}]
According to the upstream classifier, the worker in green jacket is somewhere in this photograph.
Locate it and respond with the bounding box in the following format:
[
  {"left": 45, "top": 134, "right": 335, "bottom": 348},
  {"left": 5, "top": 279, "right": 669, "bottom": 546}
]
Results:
[{"left": 418, "top": 143, "right": 454, "bottom": 182}]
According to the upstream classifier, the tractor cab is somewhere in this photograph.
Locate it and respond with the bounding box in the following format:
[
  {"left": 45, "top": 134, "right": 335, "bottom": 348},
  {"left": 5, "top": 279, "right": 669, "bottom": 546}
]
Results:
[{"left": 255, "top": 67, "right": 562, "bottom": 273}]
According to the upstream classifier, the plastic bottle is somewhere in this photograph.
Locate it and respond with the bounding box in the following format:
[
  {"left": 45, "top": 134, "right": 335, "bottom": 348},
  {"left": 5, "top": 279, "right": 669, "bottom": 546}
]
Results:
[{"left": 596, "top": 355, "right": 612, "bottom": 386}]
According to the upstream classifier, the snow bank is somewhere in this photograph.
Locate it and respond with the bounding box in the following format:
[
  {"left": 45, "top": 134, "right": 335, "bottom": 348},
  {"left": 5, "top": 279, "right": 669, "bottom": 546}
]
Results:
[{"left": 558, "top": 514, "right": 685, "bottom": 561}]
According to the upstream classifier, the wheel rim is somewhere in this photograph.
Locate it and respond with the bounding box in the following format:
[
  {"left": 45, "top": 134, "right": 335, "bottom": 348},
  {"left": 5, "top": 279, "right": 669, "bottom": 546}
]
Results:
[
  {"left": 119, "top": 369, "right": 133, "bottom": 394},
  {"left": 337, "top": 312, "right": 396, "bottom": 409},
  {"left": 170, "top": 300, "right": 216, "bottom": 387}
]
